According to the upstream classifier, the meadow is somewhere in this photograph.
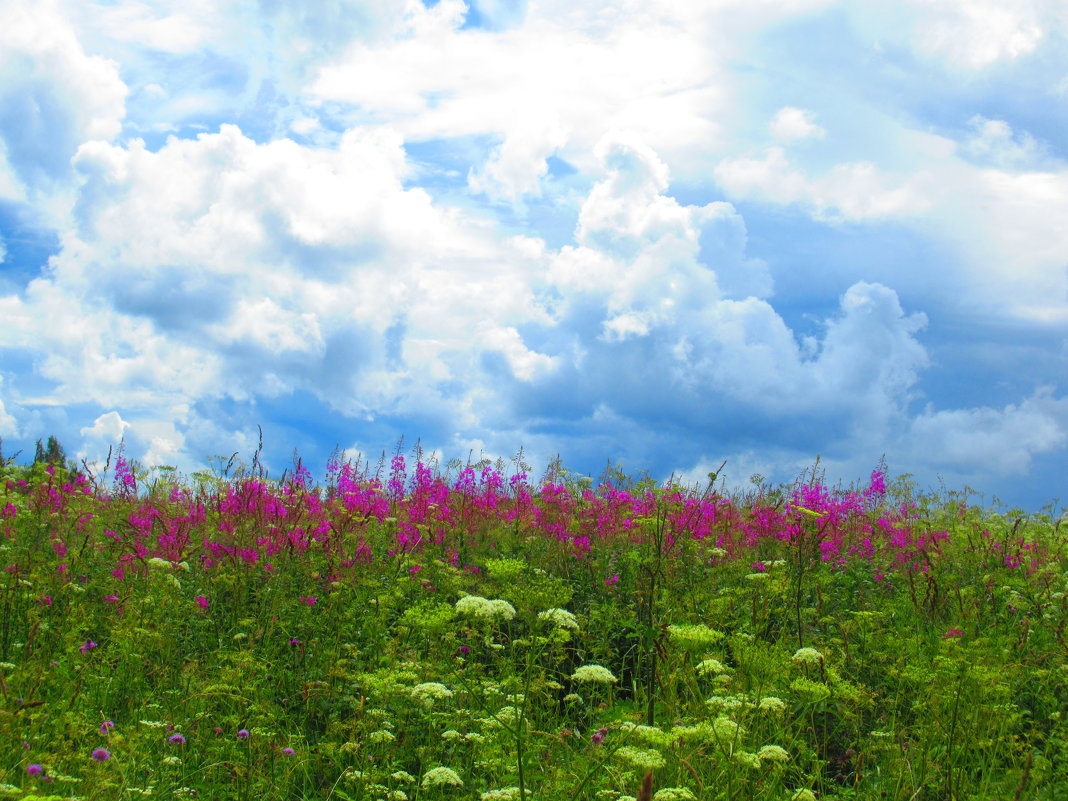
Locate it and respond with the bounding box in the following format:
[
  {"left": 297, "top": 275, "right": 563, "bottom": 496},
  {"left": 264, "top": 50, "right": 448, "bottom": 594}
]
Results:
[{"left": 0, "top": 445, "right": 1065, "bottom": 801}]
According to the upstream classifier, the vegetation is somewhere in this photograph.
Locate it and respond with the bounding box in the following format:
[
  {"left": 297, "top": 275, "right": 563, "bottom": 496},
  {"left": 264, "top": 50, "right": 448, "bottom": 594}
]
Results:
[{"left": 0, "top": 443, "right": 1064, "bottom": 800}]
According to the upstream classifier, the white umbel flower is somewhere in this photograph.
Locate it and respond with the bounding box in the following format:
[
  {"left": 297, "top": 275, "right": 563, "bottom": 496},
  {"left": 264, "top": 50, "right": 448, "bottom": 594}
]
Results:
[
  {"left": 570, "top": 664, "right": 617, "bottom": 683},
  {"left": 421, "top": 766, "right": 463, "bottom": 788}
]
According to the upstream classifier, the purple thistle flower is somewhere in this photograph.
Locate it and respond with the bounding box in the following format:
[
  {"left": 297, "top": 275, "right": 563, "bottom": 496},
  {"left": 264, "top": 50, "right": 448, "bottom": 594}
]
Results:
[
  {"left": 80, "top": 640, "right": 98, "bottom": 654},
  {"left": 282, "top": 747, "right": 295, "bottom": 755},
  {"left": 237, "top": 729, "right": 250, "bottom": 739},
  {"left": 91, "top": 748, "right": 110, "bottom": 761},
  {"left": 100, "top": 720, "right": 114, "bottom": 734},
  {"left": 168, "top": 733, "right": 186, "bottom": 745},
  {"left": 27, "top": 764, "right": 43, "bottom": 776}
]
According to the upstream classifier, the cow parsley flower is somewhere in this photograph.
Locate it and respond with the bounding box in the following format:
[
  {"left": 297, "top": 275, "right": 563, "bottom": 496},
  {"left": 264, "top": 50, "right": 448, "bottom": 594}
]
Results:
[
  {"left": 652, "top": 789, "right": 697, "bottom": 801},
  {"left": 538, "top": 608, "right": 579, "bottom": 630},
  {"left": 758, "top": 696, "right": 786, "bottom": 713},
  {"left": 667, "top": 624, "right": 724, "bottom": 649},
  {"left": 455, "top": 594, "right": 515, "bottom": 621},
  {"left": 421, "top": 766, "right": 463, "bottom": 788},
  {"left": 613, "top": 746, "right": 666, "bottom": 770},
  {"left": 758, "top": 744, "right": 790, "bottom": 762},
  {"left": 570, "top": 664, "right": 617, "bottom": 684},
  {"left": 696, "top": 658, "right": 729, "bottom": 676},
  {"left": 411, "top": 680, "right": 453, "bottom": 698},
  {"left": 792, "top": 647, "right": 824, "bottom": 666}
]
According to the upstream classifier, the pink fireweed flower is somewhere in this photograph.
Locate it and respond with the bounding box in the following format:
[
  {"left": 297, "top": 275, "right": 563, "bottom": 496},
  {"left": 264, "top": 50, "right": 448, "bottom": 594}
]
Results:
[
  {"left": 80, "top": 640, "right": 97, "bottom": 654},
  {"left": 91, "top": 748, "right": 110, "bottom": 761},
  {"left": 38, "top": 595, "right": 52, "bottom": 606},
  {"left": 942, "top": 628, "right": 964, "bottom": 639},
  {"left": 195, "top": 596, "right": 209, "bottom": 610},
  {"left": 1, "top": 502, "right": 16, "bottom": 518},
  {"left": 299, "top": 596, "right": 317, "bottom": 606},
  {"left": 604, "top": 574, "right": 619, "bottom": 587},
  {"left": 104, "top": 594, "right": 119, "bottom": 604}
]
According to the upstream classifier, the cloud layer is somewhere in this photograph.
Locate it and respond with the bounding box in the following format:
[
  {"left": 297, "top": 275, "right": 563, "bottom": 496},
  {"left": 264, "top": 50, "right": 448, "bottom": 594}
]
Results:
[{"left": 0, "top": 0, "right": 1065, "bottom": 510}]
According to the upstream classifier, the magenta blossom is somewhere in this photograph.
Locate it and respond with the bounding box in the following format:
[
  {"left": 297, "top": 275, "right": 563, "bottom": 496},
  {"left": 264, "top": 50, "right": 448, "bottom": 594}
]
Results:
[
  {"left": 99, "top": 720, "right": 114, "bottom": 734},
  {"left": 27, "top": 764, "right": 43, "bottom": 775},
  {"left": 168, "top": 733, "right": 186, "bottom": 745},
  {"left": 91, "top": 748, "right": 110, "bottom": 761},
  {"left": 195, "top": 596, "right": 209, "bottom": 610},
  {"left": 282, "top": 747, "right": 295, "bottom": 755},
  {"left": 299, "top": 596, "right": 317, "bottom": 606},
  {"left": 80, "top": 640, "right": 97, "bottom": 654},
  {"left": 237, "top": 729, "right": 250, "bottom": 739}
]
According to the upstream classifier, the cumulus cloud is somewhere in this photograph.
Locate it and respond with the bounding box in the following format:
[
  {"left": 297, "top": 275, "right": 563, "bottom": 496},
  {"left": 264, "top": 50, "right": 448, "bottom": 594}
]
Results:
[
  {"left": 0, "top": 377, "right": 18, "bottom": 437},
  {"left": 960, "top": 115, "right": 1056, "bottom": 170},
  {"left": 907, "top": 0, "right": 1045, "bottom": 69},
  {"left": 904, "top": 389, "right": 1067, "bottom": 476},
  {"left": 0, "top": 0, "right": 1064, "bottom": 511},
  {"left": 770, "top": 107, "right": 825, "bottom": 141},
  {"left": 80, "top": 410, "right": 130, "bottom": 443},
  {"left": 714, "top": 146, "right": 933, "bottom": 221},
  {"left": 0, "top": 0, "right": 126, "bottom": 200}
]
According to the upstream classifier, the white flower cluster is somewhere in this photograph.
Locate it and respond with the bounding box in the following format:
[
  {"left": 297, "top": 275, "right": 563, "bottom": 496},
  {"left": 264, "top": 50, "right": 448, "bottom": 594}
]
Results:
[
  {"left": 410, "top": 682, "right": 454, "bottom": 703},
  {"left": 455, "top": 595, "right": 517, "bottom": 621},
  {"left": 613, "top": 745, "right": 666, "bottom": 770},
  {"left": 421, "top": 767, "right": 463, "bottom": 788},
  {"left": 480, "top": 788, "right": 526, "bottom": 801},
  {"left": 758, "top": 744, "right": 790, "bottom": 762},
  {"left": 538, "top": 608, "right": 580, "bottom": 630},
  {"left": 570, "top": 664, "right": 617, "bottom": 684},
  {"left": 619, "top": 722, "right": 672, "bottom": 747},
  {"left": 666, "top": 624, "right": 725, "bottom": 648},
  {"left": 792, "top": 647, "right": 824, "bottom": 665},
  {"left": 696, "top": 658, "right": 729, "bottom": 676},
  {"left": 732, "top": 750, "right": 761, "bottom": 769},
  {"left": 652, "top": 789, "right": 697, "bottom": 801},
  {"left": 758, "top": 696, "right": 786, "bottom": 713}
]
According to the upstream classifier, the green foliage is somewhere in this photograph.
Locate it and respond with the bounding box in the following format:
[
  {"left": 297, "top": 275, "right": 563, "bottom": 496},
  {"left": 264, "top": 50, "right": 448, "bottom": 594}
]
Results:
[{"left": 0, "top": 465, "right": 1063, "bottom": 800}]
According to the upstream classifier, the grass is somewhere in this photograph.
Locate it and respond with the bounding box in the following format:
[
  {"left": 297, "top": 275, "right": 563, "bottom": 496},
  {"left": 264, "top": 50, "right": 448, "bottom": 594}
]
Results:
[{"left": 0, "top": 448, "right": 1064, "bottom": 800}]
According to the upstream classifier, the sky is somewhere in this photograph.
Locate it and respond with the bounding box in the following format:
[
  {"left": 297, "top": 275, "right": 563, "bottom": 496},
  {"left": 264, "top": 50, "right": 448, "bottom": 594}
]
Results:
[{"left": 0, "top": 0, "right": 1066, "bottom": 512}]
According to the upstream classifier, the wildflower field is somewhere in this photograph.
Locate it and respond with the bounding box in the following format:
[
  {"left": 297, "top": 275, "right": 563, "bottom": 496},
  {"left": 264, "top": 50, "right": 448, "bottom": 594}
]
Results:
[{"left": 0, "top": 447, "right": 1065, "bottom": 801}]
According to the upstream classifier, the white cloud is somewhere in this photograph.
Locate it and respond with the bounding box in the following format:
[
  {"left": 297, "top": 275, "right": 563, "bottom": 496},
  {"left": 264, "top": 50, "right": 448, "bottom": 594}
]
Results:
[
  {"left": 80, "top": 411, "right": 130, "bottom": 443},
  {"left": 714, "top": 146, "right": 932, "bottom": 221},
  {"left": 468, "top": 113, "right": 568, "bottom": 204},
  {"left": 0, "top": 0, "right": 126, "bottom": 201},
  {"left": 0, "top": 376, "right": 18, "bottom": 437},
  {"left": 904, "top": 389, "right": 1067, "bottom": 476},
  {"left": 907, "top": 0, "right": 1045, "bottom": 69},
  {"left": 770, "top": 107, "right": 825, "bottom": 141},
  {"left": 310, "top": 1, "right": 730, "bottom": 178},
  {"left": 961, "top": 115, "right": 1055, "bottom": 170}
]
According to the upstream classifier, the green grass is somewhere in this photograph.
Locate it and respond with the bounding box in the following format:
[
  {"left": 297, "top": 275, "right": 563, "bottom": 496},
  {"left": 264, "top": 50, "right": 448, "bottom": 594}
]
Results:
[{"left": 0, "top": 454, "right": 1064, "bottom": 800}]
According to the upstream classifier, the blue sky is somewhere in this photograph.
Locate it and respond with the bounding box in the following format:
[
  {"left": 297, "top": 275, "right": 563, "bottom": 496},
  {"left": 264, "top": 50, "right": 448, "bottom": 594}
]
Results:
[{"left": 1, "top": 0, "right": 1066, "bottom": 511}]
